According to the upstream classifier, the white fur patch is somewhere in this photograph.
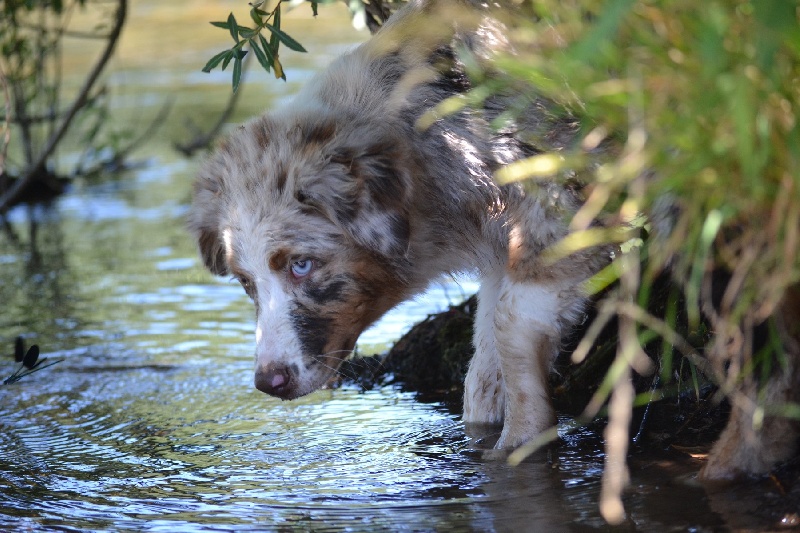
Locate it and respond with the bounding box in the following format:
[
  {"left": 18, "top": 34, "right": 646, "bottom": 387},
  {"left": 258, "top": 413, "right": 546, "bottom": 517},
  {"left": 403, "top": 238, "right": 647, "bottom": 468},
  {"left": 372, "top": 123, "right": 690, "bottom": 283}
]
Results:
[
  {"left": 495, "top": 279, "right": 561, "bottom": 339},
  {"left": 227, "top": 225, "right": 314, "bottom": 394},
  {"left": 464, "top": 271, "right": 505, "bottom": 424},
  {"left": 253, "top": 271, "right": 300, "bottom": 369},
  {"left": 493, "top": 279, "right": 563, "bottom": 448}
]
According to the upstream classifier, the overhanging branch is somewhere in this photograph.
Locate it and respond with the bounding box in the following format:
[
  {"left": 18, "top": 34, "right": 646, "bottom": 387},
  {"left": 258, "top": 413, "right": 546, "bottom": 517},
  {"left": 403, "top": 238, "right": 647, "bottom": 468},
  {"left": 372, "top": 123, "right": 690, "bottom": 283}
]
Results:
[{"left": 0, "top": 0, "right": 128, "bottom": 211}]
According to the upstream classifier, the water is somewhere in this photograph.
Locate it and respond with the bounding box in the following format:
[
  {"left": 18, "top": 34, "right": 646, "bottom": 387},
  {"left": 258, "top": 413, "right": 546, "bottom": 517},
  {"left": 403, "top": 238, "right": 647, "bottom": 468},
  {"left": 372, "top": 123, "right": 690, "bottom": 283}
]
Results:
[
  {"left": 0, "top": 359, "right": 724, "bottom": 532},
  {"left": 0, "top": 2, "right": 791, "bottom": 531}
]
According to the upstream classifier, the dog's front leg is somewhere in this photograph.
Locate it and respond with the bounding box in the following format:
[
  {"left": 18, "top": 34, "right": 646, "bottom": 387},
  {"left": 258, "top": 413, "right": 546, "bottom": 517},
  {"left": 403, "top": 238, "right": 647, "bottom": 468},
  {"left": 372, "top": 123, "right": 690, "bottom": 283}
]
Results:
[
  {"left": 493, "top": 279, "right": 562, "bottom": 449},
  {"left": 464, "top": 272, "right": 506, "bottom": 425}
]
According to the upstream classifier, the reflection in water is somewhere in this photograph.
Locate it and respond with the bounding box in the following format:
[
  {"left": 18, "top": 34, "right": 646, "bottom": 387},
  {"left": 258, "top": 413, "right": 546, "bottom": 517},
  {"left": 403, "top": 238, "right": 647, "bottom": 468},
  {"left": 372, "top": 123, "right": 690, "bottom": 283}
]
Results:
[{"left": 1, "top": 213, "right": 80, "bottom": 343}]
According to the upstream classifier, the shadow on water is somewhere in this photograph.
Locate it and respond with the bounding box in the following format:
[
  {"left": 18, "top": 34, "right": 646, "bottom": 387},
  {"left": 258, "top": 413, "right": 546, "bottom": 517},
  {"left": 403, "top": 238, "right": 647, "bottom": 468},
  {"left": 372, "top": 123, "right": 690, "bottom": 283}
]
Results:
[{"left": 0, "top": 1, "right": 795, "bottom": 531}]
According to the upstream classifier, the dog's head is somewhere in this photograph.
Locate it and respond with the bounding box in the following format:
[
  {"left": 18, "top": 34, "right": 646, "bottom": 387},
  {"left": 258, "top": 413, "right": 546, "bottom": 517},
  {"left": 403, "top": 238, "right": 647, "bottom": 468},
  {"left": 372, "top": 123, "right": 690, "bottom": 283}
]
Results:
[{"left": 189, "top": 109, "right": 415, "bottom": 399}]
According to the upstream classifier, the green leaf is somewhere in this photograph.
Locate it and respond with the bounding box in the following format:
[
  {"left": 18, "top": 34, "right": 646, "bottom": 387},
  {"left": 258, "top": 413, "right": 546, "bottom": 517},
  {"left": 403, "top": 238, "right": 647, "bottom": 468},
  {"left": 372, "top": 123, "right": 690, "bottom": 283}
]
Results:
[
  {"left": 250, "top": 7, "right": 263, "bottom": 26},
  {"left": 311, "top": 1, "right": 318, "bottom": 16},
  {"left": 202, "top": 49, "right": 231, "bottom": 72},
  {"left": 270, "top": 4, "right": 281, "bottom": 49},
  {"left": 259, "top": 33, "right": 276, "bottom": 63},
  {"left": 210, "top": 20, "right": 231, "bottom": 29},
  {"left": 250, "top": 38, "right": 271, "bottom": 72},
  {"left": 221, "top": 49, "right": 235, "bottom": 71},
  {"left": 227, "top": 12, "right": 238, "bottom": 43},
  {"left": 569, "top": 0, "right": 635, "bottom": 63},
  {"left": 264, "top": 23, "right": 307, "bottom": 53},
  {"left": 258, "top": 32, "right": 282, "bottom": 80},
  {"left": 238, "top": 25, "right": 257, "bottom": 39},
  {"left": 233, "top": 54, "right": 243, "bottom": 92}
]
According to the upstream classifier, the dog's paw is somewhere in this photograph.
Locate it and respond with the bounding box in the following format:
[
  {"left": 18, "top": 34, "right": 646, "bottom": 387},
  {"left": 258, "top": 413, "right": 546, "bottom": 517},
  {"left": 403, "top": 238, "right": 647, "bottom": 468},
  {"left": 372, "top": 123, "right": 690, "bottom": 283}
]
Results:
[
  {"left": 480, "top": 447, "right": 512, "bottom": 461},
  {"left": 494, "top": 413, "right": 556, "bottom": 451}
]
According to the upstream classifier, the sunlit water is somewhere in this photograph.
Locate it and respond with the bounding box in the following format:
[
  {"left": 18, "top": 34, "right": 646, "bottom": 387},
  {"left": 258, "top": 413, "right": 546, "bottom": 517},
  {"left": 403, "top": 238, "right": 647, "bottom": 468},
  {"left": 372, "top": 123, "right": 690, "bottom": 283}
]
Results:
[{"left": 0, "top": 2, "right": 776, "bottom": 531}]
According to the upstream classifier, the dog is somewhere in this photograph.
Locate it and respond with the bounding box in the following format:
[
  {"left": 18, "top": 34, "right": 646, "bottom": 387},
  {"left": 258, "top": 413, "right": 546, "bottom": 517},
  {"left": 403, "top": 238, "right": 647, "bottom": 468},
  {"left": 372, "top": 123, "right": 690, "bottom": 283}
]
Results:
[{"left": 189, "top": 0, "right": 798, "bottom": 478}]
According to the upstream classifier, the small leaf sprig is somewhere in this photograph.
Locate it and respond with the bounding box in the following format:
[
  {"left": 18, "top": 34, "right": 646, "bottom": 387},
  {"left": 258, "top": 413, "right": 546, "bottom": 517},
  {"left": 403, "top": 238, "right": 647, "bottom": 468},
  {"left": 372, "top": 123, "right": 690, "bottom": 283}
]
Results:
[
  {"left": 3, "top": 337, "right": 63, "bottom": 385},
  {"left": 202, "top": 0, "right": 310, "bottom": 92}
]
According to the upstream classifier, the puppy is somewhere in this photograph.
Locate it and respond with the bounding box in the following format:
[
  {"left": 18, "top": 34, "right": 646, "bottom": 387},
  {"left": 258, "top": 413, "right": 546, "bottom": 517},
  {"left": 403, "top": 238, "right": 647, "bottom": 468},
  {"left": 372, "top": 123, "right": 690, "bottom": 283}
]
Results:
[
  {"left": 189, "top": 0, "right": 798, "bottom": 476},
  {"left": 189, "top": 0, "right": 610, "bottom": 451}
]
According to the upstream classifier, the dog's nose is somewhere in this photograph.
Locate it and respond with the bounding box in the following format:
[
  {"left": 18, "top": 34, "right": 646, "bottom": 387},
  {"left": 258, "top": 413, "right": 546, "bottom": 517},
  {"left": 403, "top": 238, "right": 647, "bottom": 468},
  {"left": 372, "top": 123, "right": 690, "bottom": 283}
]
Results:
[{"left": 254, "top": 364, "right": 292, "bottom": 397}]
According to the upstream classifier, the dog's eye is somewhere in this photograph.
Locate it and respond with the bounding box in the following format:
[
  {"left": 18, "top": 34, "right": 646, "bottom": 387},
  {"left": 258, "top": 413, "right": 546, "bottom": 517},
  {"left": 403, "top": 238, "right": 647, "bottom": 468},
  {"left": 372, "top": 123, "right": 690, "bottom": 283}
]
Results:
[
  {"left": 236, "top": 276, "right": 255, "bottom": 295},
  {"left": 290, "top": 259, "right": 313, "bottom": 279}
]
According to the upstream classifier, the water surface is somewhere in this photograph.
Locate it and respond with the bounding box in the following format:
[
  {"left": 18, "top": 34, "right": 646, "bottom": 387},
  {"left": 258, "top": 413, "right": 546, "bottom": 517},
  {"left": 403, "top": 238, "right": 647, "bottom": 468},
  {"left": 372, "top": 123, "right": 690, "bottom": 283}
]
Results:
[{"left": 0, "top": 2, "right": 790, "bottom": 531}]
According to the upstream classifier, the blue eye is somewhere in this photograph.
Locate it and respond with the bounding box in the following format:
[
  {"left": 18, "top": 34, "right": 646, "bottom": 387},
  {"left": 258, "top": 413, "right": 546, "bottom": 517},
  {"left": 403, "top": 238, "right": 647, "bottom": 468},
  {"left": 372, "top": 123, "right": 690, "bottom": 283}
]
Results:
[{"left": 291, "top": 259, "right": 313, "bottom": 278}]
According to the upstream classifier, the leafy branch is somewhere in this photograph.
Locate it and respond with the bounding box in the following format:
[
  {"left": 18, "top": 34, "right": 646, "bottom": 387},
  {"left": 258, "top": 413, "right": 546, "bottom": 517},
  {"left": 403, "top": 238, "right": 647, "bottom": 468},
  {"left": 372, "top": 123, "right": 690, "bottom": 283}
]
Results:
[{"left": 202, "top": 0, "right": 310, "bottom": 92}]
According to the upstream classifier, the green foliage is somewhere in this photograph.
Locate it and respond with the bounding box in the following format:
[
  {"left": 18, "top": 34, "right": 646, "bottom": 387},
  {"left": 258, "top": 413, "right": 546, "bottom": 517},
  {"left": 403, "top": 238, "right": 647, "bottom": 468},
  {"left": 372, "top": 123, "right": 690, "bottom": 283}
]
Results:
[
  {"left": 203, "top": 0, "right": 314, "bottom": 91},
  {"left": 489, "top": 0, "right": 799, "bottom": 332},
  {"left": 483, "top": 1, "right": 799, "bottom": 521}
]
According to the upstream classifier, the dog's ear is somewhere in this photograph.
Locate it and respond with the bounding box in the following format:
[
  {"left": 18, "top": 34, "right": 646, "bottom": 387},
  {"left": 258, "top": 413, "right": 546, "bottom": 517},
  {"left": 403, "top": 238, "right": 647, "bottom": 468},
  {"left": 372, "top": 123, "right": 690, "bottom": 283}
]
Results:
[
  {"left": 189, "top": 167, "right": 229, "bottom": 276},
  {"left": 299, "top": 134, "right": 413, "bottom": 265},
  {"left": 195, "top": 226, "right": 228, "bottom": 276}
]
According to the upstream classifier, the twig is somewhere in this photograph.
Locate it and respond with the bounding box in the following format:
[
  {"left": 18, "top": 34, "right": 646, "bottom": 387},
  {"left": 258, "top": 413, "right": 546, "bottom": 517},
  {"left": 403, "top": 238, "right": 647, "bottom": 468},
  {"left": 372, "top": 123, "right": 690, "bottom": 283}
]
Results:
[
  {"left": 600, "top": 364, "right": 633, "bottom": 525},
  {"left": 614, "top": 300, "right": 717, "bottom": 381},
  {"left": 174, "top": 59, "right": 248, "bottom": 156},
  {"left": 115, "top": 99, "right": 173, "bottom": 165}
]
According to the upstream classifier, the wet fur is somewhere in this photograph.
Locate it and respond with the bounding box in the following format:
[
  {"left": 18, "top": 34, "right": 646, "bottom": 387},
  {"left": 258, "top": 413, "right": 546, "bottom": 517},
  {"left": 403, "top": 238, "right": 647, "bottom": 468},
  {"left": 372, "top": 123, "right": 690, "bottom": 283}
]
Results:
[{"left": 189, "top": 0, "right": 798, "bottom": 479}]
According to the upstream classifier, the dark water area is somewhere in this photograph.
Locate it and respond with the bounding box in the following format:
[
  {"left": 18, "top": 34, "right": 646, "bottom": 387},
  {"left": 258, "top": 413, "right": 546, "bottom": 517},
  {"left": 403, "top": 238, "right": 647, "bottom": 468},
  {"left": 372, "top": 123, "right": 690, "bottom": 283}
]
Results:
[{"left": 1, "top": 2, "right": 797, "bottom": 531}]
